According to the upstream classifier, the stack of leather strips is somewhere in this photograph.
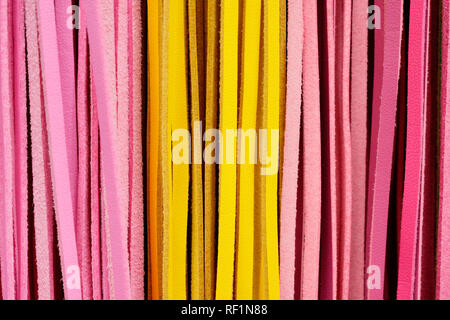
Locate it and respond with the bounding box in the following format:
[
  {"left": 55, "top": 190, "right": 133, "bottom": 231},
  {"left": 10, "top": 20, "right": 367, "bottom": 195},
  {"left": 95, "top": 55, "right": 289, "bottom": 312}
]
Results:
[{"left": 0, "top": 0, "right": 449, "bottom": 300}]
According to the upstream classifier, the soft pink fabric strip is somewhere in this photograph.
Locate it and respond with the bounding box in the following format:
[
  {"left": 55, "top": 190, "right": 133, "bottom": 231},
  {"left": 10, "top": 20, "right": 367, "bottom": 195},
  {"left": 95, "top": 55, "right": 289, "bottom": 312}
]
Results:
[
  {"left": 397, "top": 0, "right": 427, "bottom": 301},
  {"left": 37, "top": 0, "right": 81, "bottom": 300},
  {"left": 0, "top": 0, "right": 16, "bottom": 300},
  {"left": 76, "top": 10, "right": 93, "bottom": 300},
  {"left": 129, "top": 0, "right": 145, "bottom": 300},
  {"left": 90, "top": 77, "right": 102, "bottom": 300},
  {"left": 85, "top": 0, "right": 132, "bottom": 299},
  {"left": 349, "top": 0, "right": 368, "bottom": 300},
  {"left": 25, "top": 0, "right": 55, "bottom": 300},
  {"left": 438, "top": 0, "right": 450, "bottom": 300},
  {"left": 365, "top": 1, "right": 384, "bottom": 287},
  {"left": 366, "top": 0, "right": 403, "bottom": 300},
  {"left": 319, "top": 0, "right": 338, "bottom": 301},
  {"left": 335, "top": 0, "right": 353, "bottom": 300},
  {"left": 280, "top": 0, "right": 303, "bottom": 300},
  {"left": 116, "top": 0, "right": 130, "bottom": 266},
  {"left": 301, "top": 0, "right": 322, "bottom": 300},
  {"left": 12, "top": 0, "right": 29, "bottom": 300},
  {"left": 55, "top": 0, "right": 78, "bottom": 216},
  {"left": 280, "top": 0, "right": 303, "bottom": 301}
]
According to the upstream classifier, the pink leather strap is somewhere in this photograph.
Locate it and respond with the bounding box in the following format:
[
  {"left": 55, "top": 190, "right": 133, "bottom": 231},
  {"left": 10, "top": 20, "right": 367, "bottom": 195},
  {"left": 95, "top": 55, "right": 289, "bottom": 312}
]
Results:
[
  {"left": 0, "top": 0, "right": 16, "bottom": 300},
  {"left": 416, "top": 0, "right": 437, "bottom": 300},
  {"left": 76, "top": 8, "right": 93, "bottom": 300},
  {"left": 37, "top": 0, "right": 81, "bottom": 300},
  {"left": 25, "top": 0, "right": 55, "bottom": 300},
  {"left": 438, "top": 0, "right": 450, "bottom": 300},
  {"left": 128, "top": 0, "right": 145, "bottom": 300},
  {"left": 366, "top": 0, "right": 403, "bottom": 300},
  {"left": 55, "top": 0, "right": 78, "bottom": 214},
  {"left": 280, "top": 0, "right": 303, "bottom": 301},
  {"left": 300, "top": 0, "right": 322, "bottom": 300},
  {"left": 349, "top": 0, "right": 369, "bottom": 300},
  {"left": 319, "top": 0, "right": 338, "bottom": 300},
  {"left": 397, "top": 0, "right": 427, "bottom": 300},
  {"left": 90, "top": 76, "right": 102, "bottom": 300},
  {"left": 12, "top": 0, "right": 29, "bottom": 300},
  {"left": 85, "top": 0, "right": 132, "bottom": 299},
  {"left": 116, "top": 0, "right": 130, "bottom": 269},
  {"left": 335, "top": 0, "right": 352, "bottom": 300}
]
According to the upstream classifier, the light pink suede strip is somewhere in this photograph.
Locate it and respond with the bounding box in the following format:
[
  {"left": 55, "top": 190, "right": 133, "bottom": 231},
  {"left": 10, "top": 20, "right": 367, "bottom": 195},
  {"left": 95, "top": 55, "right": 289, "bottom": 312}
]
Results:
[
  {"left": 55, "top": 0, "right": 78, "bottom": 215},
  {"left": 12, "top": 0, "right": 29, "bottom": 300},
  {"left": 85, "top": 0, "right": 131, "bottom": 299},
  {"left": 280, "top": 0, "right": 303, "bottom": 301},
  {"left": 349, "top": 0, "right": 369, "bottom": 301},
  {"left": 0, "top": 0, "right": 16, "bottom": 300},
  {"left": 90, "top": 77, "right": 102, "bottom": 300},
  {"left": 76, "top": 8, "right": 93, "bottom": 300},
  {"left": 300, "top": 0, "right": 322, "bottom": 300},
  {"left": 128, "top": 0, "right": 145, "bottom": 300},
  {"left": 25, "top": 0, "right": 54, "bottom": 300},
  {"left": 335, "top": 0, "right": 353, "bottom": 300},
  {"left": 37, "top": 0, "right": 81, "bottom": 300}
]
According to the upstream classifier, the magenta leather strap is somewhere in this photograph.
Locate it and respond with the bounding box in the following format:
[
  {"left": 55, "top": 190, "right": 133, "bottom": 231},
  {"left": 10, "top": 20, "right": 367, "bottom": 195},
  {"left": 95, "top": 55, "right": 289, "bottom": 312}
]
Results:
[
  {"left": 415, "top": 0, "right": 437, "bottom": 300},
  {"left": 349, "top": 0, "right": 369, "bottom": 300},
  {"left": 397, "top": 0, "right": 427, "bottom": 300},
  {"left": 366, "top": 0, "right": 403, "bottom": 300},
  {"left": 438, "top": 0, "right": 450, "bottom": 300}
]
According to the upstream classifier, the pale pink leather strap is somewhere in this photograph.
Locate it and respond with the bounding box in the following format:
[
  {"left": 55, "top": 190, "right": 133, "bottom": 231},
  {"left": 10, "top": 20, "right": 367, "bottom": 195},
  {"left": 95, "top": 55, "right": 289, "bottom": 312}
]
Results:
[
  {"left": 397, "top": 0, "right": 427, "bottom": 300},
  {"left": 25, "top": 0, "right": 55, "bottom": 300},
  {"left": 0, "top": 0, "right": 16, "bottom": 300},
  {"left": 300, "top": 0, "right": 322, "bottom": 300},
  {"left": 438, "top": 0, "right": 450, "bottom": 300},
  {"left": 366, "top": 0, "right": 403, "bottom": 300},
  {"left": 280, "top": 0, "right": 303, "bottom": 301},
  {"left": 349, "top": 0, "right": 369, "bottom": 300},
  {"left": 116, "top": 0, "right": 130, "bottom": 266},
  {"left": 55, "top": 0, "right": 78, "bottom": 213},
  {"left": 335, "top": 0, "right": 352, "bottom": 300},
  {"left": 128, "top": 0, "right": 145, "bottom": 300},
  {"left": 12, "top": 0, "right": 29, "bottom": 300},
  {"left": 90, "top": 77, "right": 102, "bottom": 300},
  {"left": 366, "top": 0, "right": 384, "bottom": 265},
  {"left": 37, "top": 0, "right": 81, "bottom": 300},
  {"left": 76, "top": 8, "right": 93, "bottom": 300},
  {"left": 85, "top": 0, "right": 132, "bottom": 299}
]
